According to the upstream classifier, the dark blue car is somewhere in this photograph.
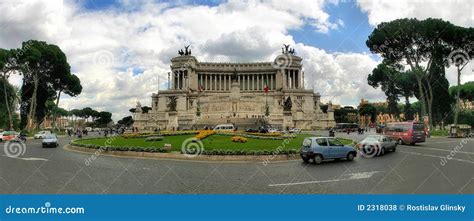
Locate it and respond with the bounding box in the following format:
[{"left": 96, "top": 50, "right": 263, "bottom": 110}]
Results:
[{"left": 300, "top": 137, "right": 357, "bottom": 164}]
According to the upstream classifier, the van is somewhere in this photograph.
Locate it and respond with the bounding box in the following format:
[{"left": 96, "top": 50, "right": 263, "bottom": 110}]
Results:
[
  {"left": 213, "top": 124, "right": 235, "bottom": 131},
  {"left": 385, "top": 121, "right": 426, "bottom": 145}
]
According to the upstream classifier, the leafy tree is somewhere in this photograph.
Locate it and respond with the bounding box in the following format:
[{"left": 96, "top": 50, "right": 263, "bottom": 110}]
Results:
[
  {"left": 95, "top": 111, "right": 113, "bottom": 126},
  {"left": 0, "top": 78, "right": 18, "bottom": 129},
  {"left": 428, "top": 47, "right": 455, "bottom": 125},
  {"left": 320, "top": 104, "right": 328, "bottom": 113},
  {"left": 142, "top": 106, "right": 152, "bottom": 113},
  {"left": 14, "top": 40, "right": 78, "bottom": 131},
  {"left": 358, "top": 103, "right": 377, "bottom": 123},
  {"left": 117, "top": 116, "right": 134, "bottom": 127},
  {"left": 450, "top": 81, "right": 474, "bottom": 102},
  {"left": 81, "top": 107, "right": 94, "bottom": 122},
  {"left": 367, "top": 61, "right": 401, "bottom": 116},
  {"left": 334, "top": 106, "right": 358, "bottom": 123},
  {"left": 52, "top": 74, "right": 81, "bottom": 127},
  {"left": 444, "top": 26, "right": 473, "bottom": 126},
  {"left": 367, "top": 18, "right": 472, "bottom": 129},
  {"left": 0, "top": 49, "right": 18, "bottom": 129},
  {"left": 397, "top": 70, "right": 418, "bottom": 120}
]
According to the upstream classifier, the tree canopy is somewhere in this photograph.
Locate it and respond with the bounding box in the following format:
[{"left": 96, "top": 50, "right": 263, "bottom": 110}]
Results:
[{"left": 367, "top": 18, "right": 473, "bottom": 127}]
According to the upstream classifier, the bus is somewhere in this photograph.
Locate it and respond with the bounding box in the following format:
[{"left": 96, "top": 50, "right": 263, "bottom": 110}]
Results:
[
  {"left": 385, "top": 121, "right": 425, "bottom": 145},
  {"left": 334, "top": 123, "right": 358, "bottom": 132}
]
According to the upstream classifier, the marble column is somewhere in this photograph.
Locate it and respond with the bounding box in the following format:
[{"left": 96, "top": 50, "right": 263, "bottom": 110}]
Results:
[
  {"left": 270, "top": 74, "right": 273, "bottom": 90},
  {"left": 253, "top": 74, "right": 256, "bottom": 90},
  {"left": 291, "top": 70, "right": 295, "bottom": 89},
  {"left": 176, "top": 71, "right": 180, "bottom": 90}
]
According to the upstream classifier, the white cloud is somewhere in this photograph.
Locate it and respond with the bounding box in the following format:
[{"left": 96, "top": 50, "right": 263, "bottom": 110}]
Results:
[
  {"left": 357, "top": 0, "right": 473, "bottom": 28},
  {"left": 296, "top": 44, "right": 384, "bottom": 105},
  {"left": 357, "top": 0, "right": 474, "bottom": 91},
  {"left": 0, "top": 0, "right": 375, "bottom": 121}
]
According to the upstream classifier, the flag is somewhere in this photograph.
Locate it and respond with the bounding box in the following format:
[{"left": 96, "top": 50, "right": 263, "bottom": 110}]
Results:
[{"left": 264, "top": 80, "right": 269, "bottom": 93}]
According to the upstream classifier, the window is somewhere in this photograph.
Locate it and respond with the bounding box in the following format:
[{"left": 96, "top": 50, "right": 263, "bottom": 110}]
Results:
[
  {"left": 302, "top": 138, "right": 312, "bottom": 147},
  {"left": 327, "top": 138, "right": 343, "bottom": 146},
  {"left": 316, "top": 138, "right": 328, "bottom": 146}
]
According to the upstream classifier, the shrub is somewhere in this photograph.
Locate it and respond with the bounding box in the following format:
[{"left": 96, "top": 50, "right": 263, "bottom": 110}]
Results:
[
  {"left": 194, "top": 130, "right": 216, "bottom": 140},
  {"left": 145, "top": 136, "right": 164, "bottom": 142},
  {"left": 231, "top": 136, "right": 248, "bottom": 143}
]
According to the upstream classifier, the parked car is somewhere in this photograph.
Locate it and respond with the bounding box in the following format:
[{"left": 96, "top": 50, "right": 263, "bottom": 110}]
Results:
[
  {"left": 268, "top": 128, "right": 280, "bottom": 133},
  {"left": 289, "top": 128, "right": 301, "bottom": 133},
  {"left": 300, "top": 137, "right": 357, "bottom": 164},
  {"left": 34, "top": 130, "right": 51, "bottom": 139},
  {"left": 357, "top": 135, "right": 397, "bottom": 157},
  {"left": 245, "top": 128, "right": 258, "bottom": 133},
  {"left": 0, "top": 131, "right": 4, "bottom": 141},
  {"left": 1, "top": 131, "right": 18, "bottom": 141},
  {"left": 42, "top": 134, "right": 59, "bottom": 148},
  {"left": 258, "top": 127, "right": 268, "bottom": 133},
  {"left": 213, "top": 124, "right": 235, "bottom": 131}
]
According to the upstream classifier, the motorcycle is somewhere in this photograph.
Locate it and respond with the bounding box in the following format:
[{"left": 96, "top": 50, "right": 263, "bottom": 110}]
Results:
[{"left": 14, "top": 133, "right": 27, "bottom": 143}]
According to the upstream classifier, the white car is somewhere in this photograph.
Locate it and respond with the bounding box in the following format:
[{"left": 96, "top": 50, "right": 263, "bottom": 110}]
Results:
[
  {"left": 42, "top": 134, "right": 59, "bottom": 148},
  {"left": 213, "top": 124, "right": 235, "bottom": 131},
  {"left": 289, "top": 128, "right": 301, "bottom": 133},
  {"left": 268, "top": 128, "right": 280, "bottom": 133},
  {"left": 0, "top": 131, "right": 4, "bottom": 141},
  {"left": 357, "top": 135, "right": 397, "bottom": 157},
  {"left": 34, "top": 131, "right": 51, "bottom": 139}
]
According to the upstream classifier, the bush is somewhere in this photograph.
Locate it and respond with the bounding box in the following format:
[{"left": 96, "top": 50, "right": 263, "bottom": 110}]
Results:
[
  {"left": 231, "top": 136, "right": 248, "bottom": 143},
  {"left": 145, "top": 136, "right": 164, "bottom": 142},
  {"left": 194, "top": 130, "right": 216, "bottom": 140},
  {"left": 431, "top": 130, "right": 449, "bottom": 137}
]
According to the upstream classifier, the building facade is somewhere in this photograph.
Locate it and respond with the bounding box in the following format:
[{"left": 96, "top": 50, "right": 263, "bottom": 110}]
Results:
[{"left": 133, "top": 46, "right": 335, "bottom": 130}]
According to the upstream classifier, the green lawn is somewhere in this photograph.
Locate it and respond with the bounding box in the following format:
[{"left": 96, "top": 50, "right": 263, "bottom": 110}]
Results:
[
  {"left": 430, "top": 129, "right": 449, "bottom": 137},
  {"left": 74, "top": 134, "right": 353, "bottom": 152}
]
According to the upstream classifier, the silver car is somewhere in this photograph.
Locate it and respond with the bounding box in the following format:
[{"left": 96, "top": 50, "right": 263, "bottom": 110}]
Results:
[
  {"left": 42, "top": 134, "right": 59, "bottom": 148},
  {"left": 357, "top": 135, "right": 397, "bottom": 157}
]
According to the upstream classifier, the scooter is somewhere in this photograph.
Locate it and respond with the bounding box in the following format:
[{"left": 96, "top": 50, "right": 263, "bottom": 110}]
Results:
[{"left": 13, "top": 134, "right": 27, "bottom": 143}]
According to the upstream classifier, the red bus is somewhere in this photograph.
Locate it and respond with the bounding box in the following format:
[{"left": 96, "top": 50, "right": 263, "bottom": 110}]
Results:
[{"left": 384, "top": 122, "right": 426, "bottom": 145}]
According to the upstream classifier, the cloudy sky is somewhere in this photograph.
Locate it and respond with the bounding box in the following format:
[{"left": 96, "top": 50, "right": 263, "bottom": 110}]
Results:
[{"left": 1, "top": 0, "right": 472, "bottom": 121}]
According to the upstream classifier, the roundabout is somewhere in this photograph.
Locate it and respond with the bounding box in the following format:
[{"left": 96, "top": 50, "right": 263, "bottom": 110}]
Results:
[
  {"left": 1, "top": 132, "right": 473, "bottom": 194},
  {"left": 68, "top": 130, "right": 354, "bottom": 161}
]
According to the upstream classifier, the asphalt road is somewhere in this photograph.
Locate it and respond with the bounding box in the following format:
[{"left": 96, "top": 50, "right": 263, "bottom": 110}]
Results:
[{"left": 1, "top": 132, "right": 473, "bottom": 194}]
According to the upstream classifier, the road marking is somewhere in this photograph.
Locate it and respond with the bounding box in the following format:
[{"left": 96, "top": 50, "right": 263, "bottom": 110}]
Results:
[
  {"left": 404, "top": 146, "right": 474, "bottom": 155},
  {"left": 424, "top": 140, "right": 467, "bottom": 144},
  {"left": 399, "top": 151, "right": 474, "bottom": 164},
  {"left": 2, "top": 155, "right": 49, "bottom": 161},
  {"left": 268, "top": 171, "right": 383, "bottom": 187}
]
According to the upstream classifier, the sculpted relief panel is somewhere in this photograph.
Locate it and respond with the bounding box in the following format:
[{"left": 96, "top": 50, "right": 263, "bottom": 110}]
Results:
[
  {"left": 239, "top": 102, "right": 260, "bottom": 112},
  {"left": 209, "top": 102, "right": 231, "bottom": 112}
]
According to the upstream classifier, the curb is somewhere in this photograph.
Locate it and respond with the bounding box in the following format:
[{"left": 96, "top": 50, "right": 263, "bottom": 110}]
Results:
[{"left": 64, "top": 144, "right": 302, "bottom": 163}]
